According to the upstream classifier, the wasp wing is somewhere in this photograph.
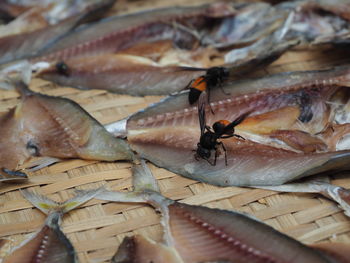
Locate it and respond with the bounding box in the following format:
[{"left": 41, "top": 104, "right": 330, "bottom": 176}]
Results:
[
  {"left": 224, "top": 110, "right": 251, "bottom": 133},
  {"left": 198, "top": 91, "right": 208, "bottom": 136}
]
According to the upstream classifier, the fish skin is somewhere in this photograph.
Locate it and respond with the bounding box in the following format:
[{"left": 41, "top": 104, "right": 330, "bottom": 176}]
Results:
[
  {"left": 0, "top": 0, "right": 116, "bottom": 65},
  {"left": 37, "top": 2, "right": 236, "bottom": 62},
  {"left": 0, "top": 81, "right": 133, "bottom": 172},
  {"left": 102, "top": 161, "right": 333, "bottom": 263},
  {"left": 38, "top": 54, "right": 205, "bottom": 96}
]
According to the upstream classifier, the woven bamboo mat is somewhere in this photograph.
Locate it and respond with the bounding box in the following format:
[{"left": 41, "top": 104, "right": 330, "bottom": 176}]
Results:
[{"left": 1, "top": 1, "right": 350, "bottom": 263}]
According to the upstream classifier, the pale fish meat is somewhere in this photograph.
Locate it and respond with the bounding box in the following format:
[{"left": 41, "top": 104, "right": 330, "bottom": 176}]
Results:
[
  {"left": 37, "top": 54, "right": 206, "bottom": 96},
  {"left": 105, "top": 66, "right": 350, "bottom": 186},
  {"left": 0, "top": 80, "right": 133, "bottom": 173},
  {"left": 97, "top": 160, "right": 349, "bottom": 263},
  {"left": 2, "top": 188, "right": 103, "bottom": 263}
]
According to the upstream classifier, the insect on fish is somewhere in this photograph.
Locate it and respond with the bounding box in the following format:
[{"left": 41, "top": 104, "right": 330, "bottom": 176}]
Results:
[
  {"left": 195, "top": 92, "right": 249, "bottom": 166},
  {"left": 187, "top": 66, "right": 229, "bottom": 110}
]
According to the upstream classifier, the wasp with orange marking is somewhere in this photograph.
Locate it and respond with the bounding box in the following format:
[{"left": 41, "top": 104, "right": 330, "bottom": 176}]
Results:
[
  {"left": 195, "top": 92, "right": 249, "bottom": 166},
  {"left": 186, "top": 67, "right": 230, "bottom": 110}
]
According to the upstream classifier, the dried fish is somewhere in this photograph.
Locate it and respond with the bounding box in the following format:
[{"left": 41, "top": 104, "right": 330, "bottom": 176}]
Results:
[
  {"left": 2, "top": 188, "right": 102, "bottom": 263},
  {"left": 225, "top": 0, "right": 350, "bottom": 65},
  {"left": 0, "top": 80, "right": 133, "bottom": 173},
  {"left": 282, "top": 0, "right": 350, "bottom": 45},
  {"left": 38, "top": 54, "right": 206, "bottom": 96},
  {"left": 34, "top": 2, "right": 295, "bottom": 96},
  {"left": 37, "top": 2, "right": 237, "bottom": 62},
  {"left": 106, "top": 66, "right": 350, "bottom": 186},
  {"left": 0, "top": 7, "right": 48, "bottom": 38},
  {"left": 0, "top": 0, "right": 115, "bottom": 65},
  {"left": 98, "top": 160, "right": 339, "bottom": 263}
]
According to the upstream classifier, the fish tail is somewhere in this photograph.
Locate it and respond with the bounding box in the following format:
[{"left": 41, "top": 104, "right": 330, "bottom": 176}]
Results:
[
  {"left": 96, "top": 159, "right": 170, "bottom": 206},
  {"left": 0, "top": 60, "right": 32, "bottom": 91},
  {"left": 323, "top": 184, "right": 350, "bottom": 218},
  {"left": 21, "top": 187, "right": 104, "bottom": 216},
  {"left": 132, "top": 159, "right": 160, "bottom": 193}
]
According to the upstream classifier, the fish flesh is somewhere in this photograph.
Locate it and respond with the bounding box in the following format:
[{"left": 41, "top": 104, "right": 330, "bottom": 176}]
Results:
[
  {"left": 0, "top": 0, "right": 115, "bottom": 65},
  {"left": 97, "top": 160, "right": 348, "bottom": 263},
  {"left": 0, "top": 80, "right": 133, "bottom": 173},
  {"left": 2, "top": 187, "right": 102, "bottom": 263},
  {"left": 37, "top": 54, "right": 206, "bottom": 96},
  {"left": 105, "top": 66, "right": 350, "bottom": 186}
]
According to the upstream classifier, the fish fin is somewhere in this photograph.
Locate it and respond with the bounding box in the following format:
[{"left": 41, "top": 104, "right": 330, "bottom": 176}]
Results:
[
  {"left": 0, "top": 60, "right": 32, "bottom": 89},
  {"left": 323, "top": 184, "right": 350, "bottom": 218},
  {"left": 20, "top": 157, "right": 61, "bottom": 172},
  {"left": 60, "top": 187, "right": 104, "bottom": 213},
  {"left": 21, "top": 187, "right": 103, "bottom": 215},
  {"left": 96, "top": 160, "right": 164, "bottom": 203},
  {"left": 0, "top": 168, "right": 28, "bottom": 183},
  {"left": 132, "top": 159, "right": 160, "bottom": 193},
  {"left": 20, "top": 189, "right": 59, "bottom": 215}
]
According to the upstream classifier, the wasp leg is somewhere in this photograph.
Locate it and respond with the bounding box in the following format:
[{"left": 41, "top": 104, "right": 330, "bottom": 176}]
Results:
[
  {"left": 205, "top": 125, "right": 213, "bottom": 132},
  {"left": 219, "top": 82, "right": 230, "bottom": 95},
  {"left": 233, "top": 134, "right": 245, "bottom": 140},
  {"left": 218, "top": 141, "right": 228, "bottom": 166},
  {"left": 221, "top": 135, "right": 234, "bottom": 139},
  {"left": 207, "top": 86, "right": 215, "bottom": 115},
  {"left": 184, "top": 79, "right": 194, "bottom": 90}
]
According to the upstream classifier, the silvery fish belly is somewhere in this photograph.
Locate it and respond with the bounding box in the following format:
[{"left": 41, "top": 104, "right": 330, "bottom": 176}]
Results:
[{"left": 122, "top": 66, "right": 350, "bottom": 186}]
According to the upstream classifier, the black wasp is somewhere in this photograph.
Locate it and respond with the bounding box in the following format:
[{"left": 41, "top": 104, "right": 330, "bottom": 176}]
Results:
[
  {"left": 187, "top": 67, "right": 230, "bottom": 112},
  {"left": 194, "top": 92, "right": 249, "bottom": 166}
]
